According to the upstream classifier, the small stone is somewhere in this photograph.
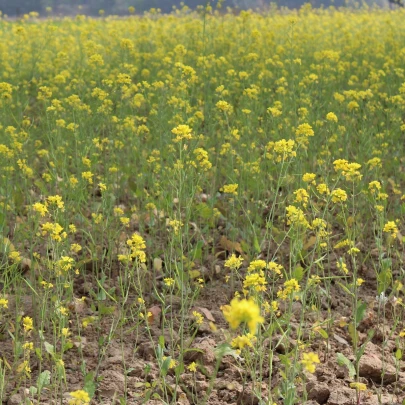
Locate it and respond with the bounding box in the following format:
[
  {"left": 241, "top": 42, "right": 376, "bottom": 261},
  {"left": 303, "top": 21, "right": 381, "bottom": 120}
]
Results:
[
  {"left": 307, "top": 382, "right": 330, "bottom": 404},
  {"left": 358, "top": 343, "right": 396, "bottom": 384},
  {"left": 236, "top": 383, "right": 267, "bottom": 405},
  {"left": 106, "top": 355, "right": 123, "bottom": 365},
  {"left": 195, "top": 379, "right": 209, "bottom": 391},
  {"left": 99, "top": 369, "right": 125, "bottom": 397},
  {"left": 363, "top": 394, "right": 400, "bottom": 405},
  {"left": 8, "top": 394, "right": 22, "bottom": 405},
  {"left": 327, "top": 387, "right": 353, "bottom": 405},
  {"left": 177, "top": 392, "right": 190, "bottom": 405},
  {"left": 138, "top": 341, "right": 156, "bottom": 361},
  {"left": 127, "top": 363, "right": 145, "bottom": 377},
  {"left": 183, "top": 338, "right": 216, "bottom": 365}
]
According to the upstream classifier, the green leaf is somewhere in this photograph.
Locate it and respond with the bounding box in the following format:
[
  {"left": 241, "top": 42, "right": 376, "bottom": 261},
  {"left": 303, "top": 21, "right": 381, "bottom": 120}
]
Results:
[
  {"left": 336, "top": 353, "right": 356, "bottom": 379},
  {"left": 337, "top": 282, "right": 354, "bottom": 297},
  {"left": 377, "top": 268, "right": 392, "bottom": 295},
  {"left": 158, "top": 335, "right": 165, "bottom": 349},
  {"left": 161, "top": 356, "right": 171, "bottom": 376},
  {"left": 279, "top": 353, "right": 291, "bottom": 368},
  {"left": 13, "top": 190, "right": 25, "bottom": 213},
  {"left": 356, "top": 329, "right": 374, "bottom": 363},
  {"left": 395, "top": 348, "right": 402, "bottom": 361},
  {"left": 35, "top": 348, "right": 43, "bottom": 361},
  {"left": 294, "top": 266, "right": 304, "bottom": 282},
  {"left": 196, "top": 203, "right": 214, "bottom": 219},
  {"left": 175, "top": 362, "right": 184, "bottom": 375},
  {"left": 253, "top": 236, "right": 261, "bottom": 253},
  {"left": 44, "top": 342, "right": 54, "bottom": 356},
  {"left": 37, "top": 370, "right": 51, "bottom": 391},
  {"left": 98, "top": 303, "right": 116, "bottom": 315},
  {"left": 355, "top": 301, "right": 367, "bottom": 327},
  {"left": 63, "top": 341, "right": 73, "bottom": 352},
  {"left": 213, "top": 343, "right": 238, "bottom": 360},
  {"left": 279, "top": 370, "right": 287, "bottom": 381},
  {"left": 348, "top": 322, "right": 358, "bottom": 348},
  {"left": 317, "top": 328, "right": 329, "bottom": 339},
  {"left": 84, "top": 371, "right": 96, "bottom": 398},
  {"left": 190, "top": 241, "right": 204, "bottom": 261}
]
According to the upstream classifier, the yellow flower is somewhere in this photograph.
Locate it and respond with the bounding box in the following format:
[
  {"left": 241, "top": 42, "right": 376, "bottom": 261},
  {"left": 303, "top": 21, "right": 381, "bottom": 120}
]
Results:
[
  {"left": 225, "top": 254, "right": 244, "bottom": 271},
  {"left": 69, "top": 390, "right": 90, "bottom": 405},
  {"left": 17, "top": 360, "right": 31, "bottom": 376},
  {"left": 302, "top": 173, "right": 316, "bottom": 185},
  {"left": 247, "top": 260, "right": 266, "bottom": 272},
  {"left": 81, "top": 171, "right": 94, "bottom": 184},
  {"left": 231, "top": 333, "right": 256, "bottom": 349},
  {"left": 216, "top": 100, "right": 232, "bottom": 113},
  {"left": 336, "top": 260, "right": 348, "bottom": 274},
  {"left": 383, "top": 221, "right": 398, "bottom": 238},
  {"left": 8, "top": 251, "right": 21, "bottom": 264},
  {"left": 22, "top": 342, "right": 34, "bottom": 351},
  {"left": 269, "top": 139, "right": 296, "bottom": 162},
  {"left": 62, "top": 328, "right": 70, "bottom": 337},
  {"left": 222, "top": 298, "right": 264, "bottom": 335},
  {"left": 126, "top": 233, "right": 147, "bottom": 262},
  {"left": 349, "top": 382, "right": 367, "bottom": 391},
  {"left": 0, "top": 298, "right": 8, "bottom": 308},
  {"left": 164, "top": 278, "right": 175, "bottom": 287},
  {"left": 267, "top": 262, "right": 283, "bottom": 275},
  {"left": 23, "top": 316, "right": 33, "bottom": 332},
  {"left": 221, "top": 183, "right": 238, "bottom": 195},
  {"left": 316, "top": 183, "right": 330, "bottom": 195},
  {"left": 331, "top": 188, "right": 347, "bottom": 203},
  {"left": 367, "top": 157, "right": 382, "bottom": 168},
  {"left": 348, "top": 247, "right": 360, "bottom": 255},
  {"left": 187, "top": 362, "right": 197, "bottom": 372},
  {"left": 277, "top": 278, "right": 300, "bottom": 300},
  {"left": 334, "top": 239, "right": 352, "bottom": 249},
  {"left": 295, "top": 123, "right": 314, "bottom": 146},
  {"left": 56, "top": 256, "right": 75, "bottom": 272},
  {"left": 171, "top": 124, "right": 193, "bottom": 142},
  {"left": 41, "top": 281, "right": 54, "bottom": 289},
  {"left": 98, "top": 182, "right": 107, "bottom": 191},
  {"left": 333, "top": 160, "right": 362, "bottom": 181},
  {"left": 301, "top": 352, "right": 320, "bottom": 373},
  {"left": 71, "top": 243, "right": 82, "bottom": 253},
  {"left": 168, "top": 219, "right": 183, "bottom": 235},
  {"left": 294, "top": 188, "right": 309, "bottom": 205},
  {"left": 193, "top": 311, "right": 204, "bottom": 325},
  {"left": 162, "top": 356, "right": 177, "bottom": 369},
  {"left": 286, "top": 205, "right": 310, "bottom": 228},
  {"left": 32, "top": 202, "right": 48, "bottom": 216},
  {"left": 193, "top": 148, "right": 212, "bottom": 171},
  {"left": 326, "top": 112, "right": 338, "bottom": 122},
  {"left": 145, "top": 202, "right": 156, "bottom": 211},
  {"left": 243, "top": 271, "right": 267, "bottom": 292},
  {"left": 46, "top": 195, "right": 64, "bottom": 210},
  {"left": 368, "top": 181, "right": 381, "bottom": 193}
]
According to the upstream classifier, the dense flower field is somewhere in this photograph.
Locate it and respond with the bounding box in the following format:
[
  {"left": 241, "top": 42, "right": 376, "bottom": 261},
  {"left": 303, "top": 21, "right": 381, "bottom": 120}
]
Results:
[{"left": 1, "top": 5, "right": 405, "bottom": 405}]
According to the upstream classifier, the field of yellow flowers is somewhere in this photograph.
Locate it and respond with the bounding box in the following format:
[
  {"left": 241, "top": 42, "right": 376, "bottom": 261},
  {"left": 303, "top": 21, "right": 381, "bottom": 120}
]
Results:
[{"left": 2, "top": 4, "right": 405, "bottom": 405}]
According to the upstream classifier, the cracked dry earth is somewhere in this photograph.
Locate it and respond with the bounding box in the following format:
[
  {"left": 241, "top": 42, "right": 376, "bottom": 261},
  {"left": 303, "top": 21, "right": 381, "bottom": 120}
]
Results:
[{"left": 3, "top": 270, "right": 405, "bottom": 405}]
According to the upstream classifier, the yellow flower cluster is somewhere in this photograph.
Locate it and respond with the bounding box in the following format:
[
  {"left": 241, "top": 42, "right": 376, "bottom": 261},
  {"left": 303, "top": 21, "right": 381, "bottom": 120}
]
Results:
[{"left": 222, "top": 298, "right": 264, "bottom": 334}]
